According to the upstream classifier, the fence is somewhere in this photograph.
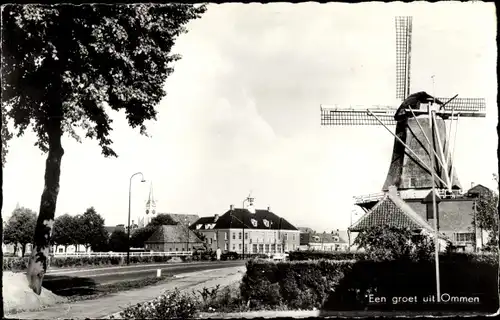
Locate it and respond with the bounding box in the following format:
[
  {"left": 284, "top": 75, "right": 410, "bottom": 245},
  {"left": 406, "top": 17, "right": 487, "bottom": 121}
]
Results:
[{"left": 51, "top": 251, "right": 193, "bottom": 258}]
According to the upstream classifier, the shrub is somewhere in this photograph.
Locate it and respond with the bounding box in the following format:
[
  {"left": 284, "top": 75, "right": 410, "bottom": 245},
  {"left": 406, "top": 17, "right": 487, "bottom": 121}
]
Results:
[
  {"left": 119, "top": 288, "right": 198, "bottom": 319},
  {"left": 289, "top": 251, "right": 366, "bottom": 261},
  {"left": 240, "top": 259, "right": 353, "bottom": 310},
  {"left": 324, "top": 257, "right": 499, "bottom": 312}
]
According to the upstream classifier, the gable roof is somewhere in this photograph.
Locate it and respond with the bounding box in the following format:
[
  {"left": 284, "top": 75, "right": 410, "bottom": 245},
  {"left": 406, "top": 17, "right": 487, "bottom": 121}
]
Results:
[
  {"left": 190, "top": 208, "right": 298, "bottom": 231},
  {"left": 349, "top": 191, "right": 437, "bottom": 234},
  {"left": 145, "top": 225, "right": 203, "bottom": 244},
  {"left": 467, "top": 184, "right": 494, "bottom": 197},
  {"left": 104, "top": 225, "right": 125, "bottom": 236}
]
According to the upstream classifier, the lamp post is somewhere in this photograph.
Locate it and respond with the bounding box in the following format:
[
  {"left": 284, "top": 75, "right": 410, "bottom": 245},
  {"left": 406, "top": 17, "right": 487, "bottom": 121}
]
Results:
[{"left": 127, "top": 172, "right": 145, "bottom": 266}]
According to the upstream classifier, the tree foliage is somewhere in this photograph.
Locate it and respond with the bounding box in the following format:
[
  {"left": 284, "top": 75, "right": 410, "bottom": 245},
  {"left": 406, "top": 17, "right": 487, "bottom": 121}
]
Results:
[
  {"left": 76, "top": 207, "right": 109, "bottom": 251},
  {"left": 354, "top": 225, "right": 434, "bottom": 261},
  {"left": 109, "top": 229, "right": 128, "bottom": 252},
  {"left": 3, "top": 207, "right": 37, "bottom": 256},
  {"left": 148, "top": 214, "right": 179, "bottom": 227},
  {"left": 52, "top": 213, "right": 79, "bottom": 248},
  {"left": 2, "top": 3, "right": 207, "bottom": 158}
]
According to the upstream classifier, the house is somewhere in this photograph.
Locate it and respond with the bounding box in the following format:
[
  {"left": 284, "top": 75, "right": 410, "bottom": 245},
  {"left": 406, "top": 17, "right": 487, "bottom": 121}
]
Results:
[
  {"left": 350, "top": 186, "right": 450, "bottom": 251},
  {"left": 190, "top": 205, "right": 300, "bottom": 254},
  {"left": 145, "top": 224, "right": 204, "bottom": 252},
  {"left": 300, "top": 230, "right": 349, "bottom": 252}
]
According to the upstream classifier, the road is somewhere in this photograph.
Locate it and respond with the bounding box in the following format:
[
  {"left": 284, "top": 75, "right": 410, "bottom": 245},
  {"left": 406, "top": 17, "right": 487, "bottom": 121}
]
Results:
[{"left": 42, "top": 260, "right": 245, "bottom": 296}]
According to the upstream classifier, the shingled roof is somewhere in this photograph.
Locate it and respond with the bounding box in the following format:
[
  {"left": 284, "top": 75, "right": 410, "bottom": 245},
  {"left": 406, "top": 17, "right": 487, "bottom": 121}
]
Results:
[
  {"left": 145, "top": 225, "right": 203, "bottom": 244},
  {"left": 190, "top": 208, "right": 298, "bottom": 231},
  {"left": 349, "top": 187, "right": 439, "bottom": 235}
]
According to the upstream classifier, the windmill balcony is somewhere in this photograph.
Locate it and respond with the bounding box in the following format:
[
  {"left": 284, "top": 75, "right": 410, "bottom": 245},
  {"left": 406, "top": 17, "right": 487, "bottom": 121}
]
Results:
[{"left": 354, "top": 188, "right": 458, "bottom": 205}]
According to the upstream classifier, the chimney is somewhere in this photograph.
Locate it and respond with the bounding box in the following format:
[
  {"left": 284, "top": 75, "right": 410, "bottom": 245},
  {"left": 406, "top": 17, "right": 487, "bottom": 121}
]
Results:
[
  {"left": 267, "top": 206, "right": 271, "bottom": 211},
  {"left": 214, "top": 214, "right": 219, "bottom": 222},
  {"left": 230, "top": 204, "right": 234, "bottom": 211},
  {"left": 471, "top": 182, "right": 475, "bottom": 189},
  {"left": 388, "top": 185, "right": 398, "bottom": 196}
]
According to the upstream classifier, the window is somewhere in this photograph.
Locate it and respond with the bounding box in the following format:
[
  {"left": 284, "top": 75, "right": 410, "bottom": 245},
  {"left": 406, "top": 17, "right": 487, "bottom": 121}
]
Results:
[
  {"left": 233, "top": 244, "right": 236, "bottom": 250},
  {"left": 176, "top": 247, "right": 178, "bottom": 251},
  {"left": 284, "top": 233, "right": 288, "bottom": 241},
  {"left": 252, "top": 244, "right": 257, "bottom": 253},
  {"left": 225, "top": 232, "right": 228, "bottom": 240},
  {"left": 58, "top": 247, "right": 64, "bottom": 253},
  {"left": 232, "top": 232, "right": 236, "bottom": 240},
  {"left": 455, "top": 233, "right": 474, "bottom": 242},
  {"left": 169, "top": 248, "right": 172, "bottom": 251},
  {"left": 214, "top": 233, "right": 217, "bottom": 241},
  {"left": 239, "top": 244, "right": 242, "bottom": 250},
  {"left": 245, "top": 232, "right": 248, "bottom": 239},
  {"left": 239, "top": 232, "right": 242, "bottom": 239},
  {"left": 259, "top": 244, "right": 264, "bottom": 253},
  {"left": 224, "top": 243, "right": 228, "bottom": 251},
  {"left": 244, "top": 244, "right": 248, "bottom": 252},
  {"left": 210, "top": 238, "right": 213, "bottom": 244},
  {"left": 265, "top": 244, "right": 270, "bottom": 253},
  {"left": 292, "top": 234, "right": 295, "bottom": 241}
]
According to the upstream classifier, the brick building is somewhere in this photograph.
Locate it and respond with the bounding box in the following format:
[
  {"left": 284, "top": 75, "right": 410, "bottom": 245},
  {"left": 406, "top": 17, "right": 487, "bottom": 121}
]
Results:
[{"left": 190, "top": 205, "right": 300, "bottom": 254}]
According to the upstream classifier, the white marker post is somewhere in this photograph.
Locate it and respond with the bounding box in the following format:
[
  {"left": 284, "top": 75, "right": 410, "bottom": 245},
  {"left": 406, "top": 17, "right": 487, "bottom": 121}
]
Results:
[{"left": 157, "top": 269, "right": 161, "bottom": 278}]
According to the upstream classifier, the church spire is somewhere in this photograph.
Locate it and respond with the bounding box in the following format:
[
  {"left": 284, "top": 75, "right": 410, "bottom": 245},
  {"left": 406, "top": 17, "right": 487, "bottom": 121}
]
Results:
[{"left": 144, "top": 182, "right": 157, "bottom": 226}]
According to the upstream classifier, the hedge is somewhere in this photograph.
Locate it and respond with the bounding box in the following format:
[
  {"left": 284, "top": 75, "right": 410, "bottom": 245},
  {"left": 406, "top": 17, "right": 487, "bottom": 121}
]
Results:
[
  {"left": 240, "top": 259, "right": 354, "bottom": 310},
  {"left": 242, "top": 255, "right": 499, "bottom": 312},
  {"left": 289, "top": 251, "right": 368, "bottom": 261},
  {"left": 2, "top": 254, "right": 194, "bottom": 272},
  {"left": 289, "top": 250, "right": 499, "bottom": 264}
]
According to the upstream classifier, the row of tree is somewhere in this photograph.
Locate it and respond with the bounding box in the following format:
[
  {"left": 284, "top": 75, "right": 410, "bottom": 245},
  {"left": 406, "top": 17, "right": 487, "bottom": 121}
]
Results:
[{"left": 3, "top": 206, "right": 188, "bottom": 255}]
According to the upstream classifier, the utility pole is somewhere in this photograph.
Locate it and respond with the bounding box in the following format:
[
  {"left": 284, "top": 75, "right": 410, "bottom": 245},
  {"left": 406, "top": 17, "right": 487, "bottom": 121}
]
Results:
[{"left": 429, "top": 106, "right": 441, "bottom": 302}]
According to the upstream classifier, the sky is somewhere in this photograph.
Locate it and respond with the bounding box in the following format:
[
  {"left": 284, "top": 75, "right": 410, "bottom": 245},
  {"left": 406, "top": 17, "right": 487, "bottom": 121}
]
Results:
[{"left": 2, "top": 2, "right": 497, "bottom": 233}]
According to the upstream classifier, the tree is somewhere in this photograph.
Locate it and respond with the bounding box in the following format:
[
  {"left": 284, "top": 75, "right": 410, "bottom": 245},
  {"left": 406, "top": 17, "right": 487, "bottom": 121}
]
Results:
[
  {"left": 76, "top": 207, "right": 108, "bottom": 252},
  {"left": 3, "top": 207, "right": 37, "bottom": 256},
  {"left": 130, "top": 226, "right": 155, "bottom": 249},
  {"left": 109, "top": 229, "right": 129, "bottom": 252},
  {"left": 353, "top": 225, "right": 434, "bottom": 261},
  {"left": 1, "top": 4, "right": 206, "bottom": 294},
  {"left": 148, "top": 214, "right": 179, "bottom": 227},
  {"left": 52, "top": 214, "right": 78, "bottom": 251},
  {"left": 474, "top": 188, "right": 499, "bottom": 251}
]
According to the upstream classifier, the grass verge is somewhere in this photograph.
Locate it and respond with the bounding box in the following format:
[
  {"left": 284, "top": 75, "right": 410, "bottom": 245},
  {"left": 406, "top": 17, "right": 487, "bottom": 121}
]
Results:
[{"left": 6, "top": 275, "right": 173, "bottom": 316}]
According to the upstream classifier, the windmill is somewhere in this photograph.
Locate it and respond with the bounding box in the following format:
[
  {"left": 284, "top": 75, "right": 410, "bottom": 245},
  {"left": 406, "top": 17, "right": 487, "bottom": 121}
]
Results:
[{"left": 321, "top": 16, "right": 486, "bottom": 208}]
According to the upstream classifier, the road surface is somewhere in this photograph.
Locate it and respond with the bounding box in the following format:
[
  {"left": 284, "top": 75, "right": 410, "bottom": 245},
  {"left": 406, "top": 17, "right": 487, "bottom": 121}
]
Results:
[{"left": 42, "top": 260, "right": 245, "bottom": 296}]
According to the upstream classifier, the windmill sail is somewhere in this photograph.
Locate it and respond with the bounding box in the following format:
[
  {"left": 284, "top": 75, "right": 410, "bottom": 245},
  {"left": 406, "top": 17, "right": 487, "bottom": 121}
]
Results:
[{"left": 395, "top": 16, "right": 412, "bottom": 100}]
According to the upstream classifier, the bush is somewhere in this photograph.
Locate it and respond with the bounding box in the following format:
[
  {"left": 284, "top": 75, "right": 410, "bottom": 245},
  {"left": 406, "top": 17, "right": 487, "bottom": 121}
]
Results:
[
  {"left": 240, "top": 259, "right": 353, "bottom": 310},
  {"left": 289, "top": 251, "right": 366, "bottom": 261},
  {"left": 119, "top": 288, "right": 198, "bottom": 319},
  {"left": 241, "top": 255, "right": 499, "bottom": 313},
  {"left": 324, "top": 257, "right": 499, "bottom": 312}
]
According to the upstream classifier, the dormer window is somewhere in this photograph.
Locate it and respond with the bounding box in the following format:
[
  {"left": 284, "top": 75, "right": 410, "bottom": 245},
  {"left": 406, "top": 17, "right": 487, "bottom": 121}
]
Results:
[
  {"left": 196, "top": 224, "right": 202, "bottom": 230},
  {"left": 251, "top": 219, "right": 258, "bottom": 227}
]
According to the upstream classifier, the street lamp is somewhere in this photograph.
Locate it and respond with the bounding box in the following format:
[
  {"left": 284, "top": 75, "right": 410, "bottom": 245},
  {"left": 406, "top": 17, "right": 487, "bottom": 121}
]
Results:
[{"left": 127, "top": 172, "right": 145, "bottom": 265}]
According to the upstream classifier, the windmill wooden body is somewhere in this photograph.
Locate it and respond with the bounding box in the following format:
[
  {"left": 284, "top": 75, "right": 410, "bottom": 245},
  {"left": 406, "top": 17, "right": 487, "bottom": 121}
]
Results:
[{"left": 321, "top": 16, "right": 486, "bottom": 211}]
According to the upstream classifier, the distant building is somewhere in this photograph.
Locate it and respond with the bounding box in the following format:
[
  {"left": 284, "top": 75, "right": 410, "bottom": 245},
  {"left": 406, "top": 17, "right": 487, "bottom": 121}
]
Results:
[
  {"left": 189, "top": 204, "right": 300, "bottom": 254},
  {"left": 145, "top": 225, "right": 204, "bottom": 252},
  {"left": 163, "top": 213, "right": 200, "bottom": 226},
  {"left": 300, "top": 230, "right": 349, "bottom": 252}
]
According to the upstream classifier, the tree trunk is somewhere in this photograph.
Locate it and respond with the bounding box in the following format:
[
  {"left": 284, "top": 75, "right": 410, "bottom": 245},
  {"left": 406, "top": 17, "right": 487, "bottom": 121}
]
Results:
[
  {"left": 27, "top": 118, "right": 64, "bottom": 295},
  {"left": 21, "top": 243, "right": 26, "bottom": 257}
]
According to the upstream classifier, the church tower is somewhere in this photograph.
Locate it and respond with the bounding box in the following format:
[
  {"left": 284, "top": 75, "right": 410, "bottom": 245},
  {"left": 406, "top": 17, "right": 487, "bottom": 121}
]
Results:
[{"left": 141, "top": 182, "right": 157, "bottom": 227}]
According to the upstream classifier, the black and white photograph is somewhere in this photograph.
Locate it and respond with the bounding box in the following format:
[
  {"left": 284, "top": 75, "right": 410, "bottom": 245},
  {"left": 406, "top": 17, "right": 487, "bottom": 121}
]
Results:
[{"left": 1, "top": 1, "right": 498, "bottom": 318}]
